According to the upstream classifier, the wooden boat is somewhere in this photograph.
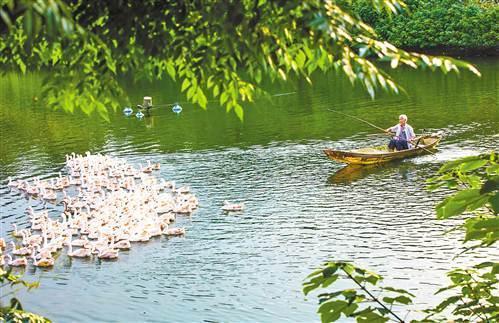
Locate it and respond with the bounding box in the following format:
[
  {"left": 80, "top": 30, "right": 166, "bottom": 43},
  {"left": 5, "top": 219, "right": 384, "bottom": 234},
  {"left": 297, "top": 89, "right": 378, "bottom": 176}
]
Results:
[{"left": 324, "top": 135, "right": 441, "bottom": 165}]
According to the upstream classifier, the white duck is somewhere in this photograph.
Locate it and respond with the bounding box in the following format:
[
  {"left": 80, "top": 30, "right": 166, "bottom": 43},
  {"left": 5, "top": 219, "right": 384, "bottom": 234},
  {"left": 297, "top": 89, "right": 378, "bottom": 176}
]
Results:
[
  {"left": 163, "top": 227, "right": 186, "bottom": 236},
  {"left": 111, "top": 236, "right": 131, "bottom": 250},
  {"left": 10, "top": 242, "right": 32, "bottom": 256},
  {"left": 97, "top": 247, "right": 119, "bottom": 259},
  {"left": 221, "top": 200, "right": 245, "bottom": 212},
  {"left": 11, "top": 224, "right": 26, "bottom": 238},
  {"left": 5, "top": 254, "right": 28, "bottom": 267},
  {"left": 71, "top": 236, "right": 89, "bottom": 247},
  {"left": 31, "top": 251, "right": 55, "bottom": 267},
  {"left": 67, "top": 244, "right": 92, "bottom": 258},
  {"left": 33, "top": 245, "right": 53, "bottom": 260}
]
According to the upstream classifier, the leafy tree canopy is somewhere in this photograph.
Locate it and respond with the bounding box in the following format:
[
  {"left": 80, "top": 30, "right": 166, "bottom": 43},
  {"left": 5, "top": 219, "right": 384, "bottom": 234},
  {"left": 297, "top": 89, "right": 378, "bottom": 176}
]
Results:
[{"left": 0, "top": 0, "right": 481, "bottom": 120}]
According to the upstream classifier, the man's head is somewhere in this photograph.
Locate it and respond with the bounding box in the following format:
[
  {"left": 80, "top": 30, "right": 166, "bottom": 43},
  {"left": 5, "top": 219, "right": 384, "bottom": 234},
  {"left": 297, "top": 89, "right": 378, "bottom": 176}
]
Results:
[{"left": 399, "top": 114, "right": 408, "bottom": 126}]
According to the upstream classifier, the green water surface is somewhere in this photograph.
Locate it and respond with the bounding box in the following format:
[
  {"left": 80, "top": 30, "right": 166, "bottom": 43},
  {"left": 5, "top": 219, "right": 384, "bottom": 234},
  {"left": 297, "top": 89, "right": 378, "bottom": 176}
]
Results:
[{"left": 0, "top": 58, "right": 497, "bottom": 322}]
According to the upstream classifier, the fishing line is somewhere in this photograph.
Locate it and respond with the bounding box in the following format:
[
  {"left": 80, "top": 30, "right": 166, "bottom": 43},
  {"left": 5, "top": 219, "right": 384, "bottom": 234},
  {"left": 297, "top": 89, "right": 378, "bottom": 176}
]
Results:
[{"left": 144, "top": 91, "right": 297, "bottom": 109}]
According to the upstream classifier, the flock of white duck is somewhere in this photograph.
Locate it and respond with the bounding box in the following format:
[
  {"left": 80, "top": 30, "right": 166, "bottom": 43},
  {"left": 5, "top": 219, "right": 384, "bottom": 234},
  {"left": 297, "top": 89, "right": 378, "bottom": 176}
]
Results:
[{"left": 1, "top": 152, "right": 199, "bottom": 268}]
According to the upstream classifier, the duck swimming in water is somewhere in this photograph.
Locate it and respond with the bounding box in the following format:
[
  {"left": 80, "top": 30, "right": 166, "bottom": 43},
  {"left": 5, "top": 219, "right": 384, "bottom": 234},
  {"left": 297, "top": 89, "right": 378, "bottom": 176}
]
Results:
[
  {"left": 5, "top": 152, "right": 198, "bottom": 270},
  {"left": 5, "top": 254, "right": 28, "bottom": 267},
  {"left": 163, "top": 227, "right": 186, "bottom": 236},
  {"left": 67, "top": 243, "right": 92, "bottom": 258},
  {"left": 221, "top": 200, "right": 245, "bottom": 212}
]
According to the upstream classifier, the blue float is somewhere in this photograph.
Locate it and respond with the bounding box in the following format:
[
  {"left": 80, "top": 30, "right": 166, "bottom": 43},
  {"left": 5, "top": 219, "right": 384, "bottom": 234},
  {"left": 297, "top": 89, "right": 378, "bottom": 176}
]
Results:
[
  {"left": 136, "top": 111, "right": 145, "bottom": 119},
  {"left": 172, "top": 104, "right": 182, "bottom": 114},
  {"left": 123, "top": 106, "right": 133, "bottom": 116}
]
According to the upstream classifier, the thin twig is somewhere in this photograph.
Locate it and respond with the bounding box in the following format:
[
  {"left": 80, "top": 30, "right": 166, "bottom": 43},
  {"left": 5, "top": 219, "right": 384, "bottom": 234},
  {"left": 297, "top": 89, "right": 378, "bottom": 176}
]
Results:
[
  {"left": 341, "top": 267, "right": 405, "bottom": 323},
  {"left": 464, "top": 270, "right": 490, "bottom": 322},
  {"left": 457, "top": 296, "right": 486, "bottom": 323}
]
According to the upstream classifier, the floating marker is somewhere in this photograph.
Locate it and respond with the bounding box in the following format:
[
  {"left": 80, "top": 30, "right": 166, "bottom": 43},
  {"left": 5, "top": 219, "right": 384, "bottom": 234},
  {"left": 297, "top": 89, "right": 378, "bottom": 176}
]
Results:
[
  {"left": 123, "top": 106, "right": 133, "bottom": 116},
  {"left": 136, "top": 111, "right": 145, "bottom": 119},
  {"left": 172, "top": 104, "right": 182, "bottom": 114}
]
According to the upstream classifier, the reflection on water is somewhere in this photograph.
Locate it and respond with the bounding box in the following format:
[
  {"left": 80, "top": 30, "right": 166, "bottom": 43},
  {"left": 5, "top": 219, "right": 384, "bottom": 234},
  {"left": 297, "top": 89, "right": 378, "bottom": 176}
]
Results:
[
  {"left": 328, "top": 162, "right": 405, "bottom": 184},
  {"left": 0, "top": 58, "right": 498, "bottom": 322}
]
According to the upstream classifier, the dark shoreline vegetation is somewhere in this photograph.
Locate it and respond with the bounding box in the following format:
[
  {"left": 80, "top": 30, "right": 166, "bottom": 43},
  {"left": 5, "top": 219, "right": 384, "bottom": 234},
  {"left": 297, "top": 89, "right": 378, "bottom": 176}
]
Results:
[
  {"left": 398, "top": 46, "right": 498, "bottom": 58},
  {"left": 349, "top": 0, "right": 498, "bottom": 57}
]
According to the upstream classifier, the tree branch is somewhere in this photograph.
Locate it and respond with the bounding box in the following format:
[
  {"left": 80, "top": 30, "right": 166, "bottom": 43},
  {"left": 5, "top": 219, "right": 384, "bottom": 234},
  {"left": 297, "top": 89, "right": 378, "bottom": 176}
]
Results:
[{"left": 341, "top": 267, "right": 405, "bottom": 323}]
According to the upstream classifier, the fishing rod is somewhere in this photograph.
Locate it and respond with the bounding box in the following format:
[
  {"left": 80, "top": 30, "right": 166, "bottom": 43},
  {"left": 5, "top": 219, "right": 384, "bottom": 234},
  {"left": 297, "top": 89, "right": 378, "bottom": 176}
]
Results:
[
  {"left": 328, "top": 109, "right": 436, "bottom": 155},
  {"left": 328, "top": 109, "right": 388, "bottom": 133}
]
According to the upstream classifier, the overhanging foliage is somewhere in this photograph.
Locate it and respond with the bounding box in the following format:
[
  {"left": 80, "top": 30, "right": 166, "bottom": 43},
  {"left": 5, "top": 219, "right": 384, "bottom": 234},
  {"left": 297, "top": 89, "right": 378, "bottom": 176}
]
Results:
[{"left": 0, "top": 0, "right": 481, "bottom": 120}]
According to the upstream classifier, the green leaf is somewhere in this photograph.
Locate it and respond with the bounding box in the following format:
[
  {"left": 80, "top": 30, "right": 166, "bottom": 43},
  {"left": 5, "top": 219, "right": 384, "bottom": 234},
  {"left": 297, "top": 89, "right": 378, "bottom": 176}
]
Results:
[
  {"left": 486, "top": 164, "right": 499, "bottom": 176},
  {"left": 318, "top": 300, "right": 348, "bottom": 322},
  {"left": 220, "top": 91, "right": 229, "bottom": 105},
  {"left": 472, "top": 218, "right": 499, "bottom": 230},
  {"left": 0, "top": 9, "right": 12, "bottom": 28},
  {"left": 439, "top": 155, "right": 483, "bottom": 173},
  {"left": 436, "top": 189, "right": 482, "bottom": 219},
  {"left": 460, "top": 159, "right": 488, "bottom": 172},
  {"left": 357, "top": 310, "right": 389, "bottom": 323},
  {"left": 492, "top": 263, "right": 499, "bottom": 275},
  {"left": 166, "top": 63, "right": 176, "bottom": 80},
  {"left": 382, "top": 296, "right": 395, "bottom": 304},
  {"left": 341, "top": 289, "right": 357, "bottom": 301},
  {"left": 435, "top": 295, "right": 461, "bottom": 311},
  {"left": 234, "top": 103, "right": 243, "bottom": 121},
  {"left": 318, "top": 291, "right": 343, "bottom": 302},
  {"left": 490, "top": 192, "right": 499, "bottom": 214},
  {"left": 342, "top": 263, "right": 355, "bottom": 275},
  {"left": 307, "top": 268, "right": 325, "bottom": 279},
  {"left": 303, "top": 283, "right": 319, "bottom": 296},
  {"left": 296, "top": 50, "right": 306, "bottom": 68},
  {"left": 322, "top": 275, "right": 339, "bottom": 288},
  {"left": 321, "top": 309, "right": 341, "bottom": 323},
  {"left": 394, "top": 295, "right": 412, "bottom": 305},
  {"left": 390, "top": 55, "right": 399, "bottom": 69},
  {"left": 16, "top": 58, "right": 26, "bottom": 74},
  {"left": 465, "top": 195, "right": 490, "bottom": 212},
  {"left": 303, "top": 275, "right": 325, "bottom": 295},
  {"left": 383, "top": 286, "right": 415, "bottom": 297},
  {"left": 181, "top": 78, "right": 190, "bottom": 92},
  {"left": 475, "top": 261, "right": 494, "bottom": 269},
  {"left": 197, "top": 87, "right": 207, "bottom": 109},
  {"left": 464, "top": 228, "right": 487, "bottom": 242},
  {"left": 322, "top": 264, "right": 340, "bottom": 278},
  {"left": 365, "top": 274, "right": 381, "bottom": 285},
  {"left": 343, "top": 303, "right": 359, "bottom": 316},
  {"left": 481, "top": 179, "right": 499, "bottom": 195}
]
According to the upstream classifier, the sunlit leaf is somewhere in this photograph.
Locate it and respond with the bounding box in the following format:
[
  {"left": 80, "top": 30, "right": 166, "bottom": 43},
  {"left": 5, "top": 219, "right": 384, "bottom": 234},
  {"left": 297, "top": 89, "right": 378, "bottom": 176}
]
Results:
[
  {"left": 489, "top": 192, "right": 499, "bottom": 215},
  {"left": 436, "top": 189, "right": 482, "bottom": 219},
  {"left": 460, "top": 159, "right": 488, "bottom": 172}
]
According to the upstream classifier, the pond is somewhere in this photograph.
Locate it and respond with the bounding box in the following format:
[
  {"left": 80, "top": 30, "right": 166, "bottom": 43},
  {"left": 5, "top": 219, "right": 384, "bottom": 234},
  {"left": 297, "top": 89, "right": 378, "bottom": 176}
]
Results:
[{"left": 0, "top": 58, "right": 498, "bottom": 322}]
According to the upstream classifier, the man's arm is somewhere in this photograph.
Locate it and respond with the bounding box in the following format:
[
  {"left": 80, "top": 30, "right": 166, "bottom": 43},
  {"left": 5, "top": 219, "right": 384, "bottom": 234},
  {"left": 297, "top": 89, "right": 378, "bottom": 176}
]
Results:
[
  {"left": 408, "top": 126, "right": 416, "bottom": 140},
  {"left": 385, "top": 125, "right": 396, "bottom": 133}
]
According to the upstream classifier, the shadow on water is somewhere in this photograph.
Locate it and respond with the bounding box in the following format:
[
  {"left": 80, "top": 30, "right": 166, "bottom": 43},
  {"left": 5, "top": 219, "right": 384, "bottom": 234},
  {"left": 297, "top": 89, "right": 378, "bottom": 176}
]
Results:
[{"left": 327, "top": 160, "right": 413, "bottom": 184}]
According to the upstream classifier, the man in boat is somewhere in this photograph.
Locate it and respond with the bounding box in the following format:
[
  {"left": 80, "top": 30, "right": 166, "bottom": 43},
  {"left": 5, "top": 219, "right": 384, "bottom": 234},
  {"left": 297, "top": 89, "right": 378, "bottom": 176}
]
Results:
[{"left": 385, "top": 114, "right": 416, "bottom": 151}]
